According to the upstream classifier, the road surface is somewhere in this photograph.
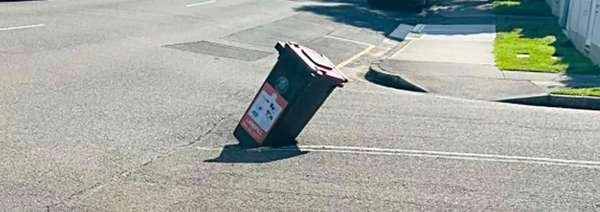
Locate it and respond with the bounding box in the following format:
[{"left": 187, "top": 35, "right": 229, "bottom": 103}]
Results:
[{"left": 1, "top": 0, "right": 600, "bottom": 211}]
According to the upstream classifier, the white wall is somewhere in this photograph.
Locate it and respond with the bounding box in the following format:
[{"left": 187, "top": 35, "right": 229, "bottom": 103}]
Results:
[
  {"left": 547, "top": 0, "right": 563, "bottom": 16},
  {"left": 567, "top": 0, "right": 592, "bottom": 39},
  {"left": 545, "top": 0, "right": 600, "bottom": 64},
  {"left": 590, "top": 0, "right": 600, "bottom": 46},
  {"left": 562, "top": 0, "right": 600, "bottom": 64}
]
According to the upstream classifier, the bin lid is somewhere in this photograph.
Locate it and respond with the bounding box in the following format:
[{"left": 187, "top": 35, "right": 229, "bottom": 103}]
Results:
[{"left": 277, "top": 42, "right": 349, "bottom": 86}]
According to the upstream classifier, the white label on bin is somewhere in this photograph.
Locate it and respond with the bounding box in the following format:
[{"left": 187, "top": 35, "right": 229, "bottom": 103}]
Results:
[{"left": 240, "top": 82, "right": 288, "bottom": 144}]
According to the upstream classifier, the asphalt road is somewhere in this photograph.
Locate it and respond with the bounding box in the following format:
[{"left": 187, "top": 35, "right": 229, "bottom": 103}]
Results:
[{"left": 2, "top": 0, "right": 600, "bottom": 211}]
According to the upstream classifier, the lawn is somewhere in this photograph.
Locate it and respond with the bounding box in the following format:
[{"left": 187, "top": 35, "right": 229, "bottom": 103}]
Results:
[
  {"left": 495, "top": 29, "right": 565, "bottom": 73},
  {"left": 495, "top": 18, "right": 599, "bottom": 74},
  {"left": 553, "top": 87, "right": 600, "bottom": 97},
  {"left": 492, "top": 0, "right": 553, "bottom": 16}
]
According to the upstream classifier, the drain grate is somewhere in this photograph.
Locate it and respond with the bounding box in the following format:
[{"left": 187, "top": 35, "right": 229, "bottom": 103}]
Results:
[{"left": 164, "top": 41, "right": 272, "bottom": 61}]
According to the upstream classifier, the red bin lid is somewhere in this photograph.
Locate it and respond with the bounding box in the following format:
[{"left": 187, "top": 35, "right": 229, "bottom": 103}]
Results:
[{"left": 277, "top": 42, "right": 349, "bottom": 86}]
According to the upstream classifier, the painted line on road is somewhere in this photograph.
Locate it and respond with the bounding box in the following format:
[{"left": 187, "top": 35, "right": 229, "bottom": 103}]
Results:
[
  {"left": 0, "top": 24, "right": 45, "bottom": 32},
  {"left": 321, "top": 35, "right": 375, "bottom": 69},
  {"left": 392, "top": 38, "right": 416, "bottom": 55},
  {"left": 325, "top": 35, "right": 374, "bottom": 47},
  {"left": 197, "top": 145, "right": 600, "bottom": 169},
  {"left": 186, "top": 0, "right": 216, "bottom": 7},
  {"left": 337, "top": 45, "right": 375, "bottom": 69},
  {"left": 412, "top": 24, "right": 426, "bottom": 33}
]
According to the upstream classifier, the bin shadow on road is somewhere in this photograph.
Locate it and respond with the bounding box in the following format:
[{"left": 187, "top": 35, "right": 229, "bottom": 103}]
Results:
[{"left": 204, "top": 144, "right": 308, "bottom": 163}]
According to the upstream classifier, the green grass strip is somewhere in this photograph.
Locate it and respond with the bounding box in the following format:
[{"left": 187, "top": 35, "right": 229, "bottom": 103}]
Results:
[
  {"left": 495, "top": 18, "right": 599, "bottom": 74},
  {"left": 495, "top": 29, "right": 567, "bottom": 73},
  {"left": 553, "top": 87, "right": 600, "bottom": 97}
]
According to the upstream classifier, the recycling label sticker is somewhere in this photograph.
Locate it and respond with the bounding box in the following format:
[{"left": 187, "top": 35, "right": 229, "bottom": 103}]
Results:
[{"left": 240, "top": 82, "right": 288, "bottom": 144}]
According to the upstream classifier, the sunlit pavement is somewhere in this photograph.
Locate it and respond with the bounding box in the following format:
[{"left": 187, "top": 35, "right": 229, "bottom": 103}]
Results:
[{"left": 1, "top": 0, "right": 600, "bottom": 210}]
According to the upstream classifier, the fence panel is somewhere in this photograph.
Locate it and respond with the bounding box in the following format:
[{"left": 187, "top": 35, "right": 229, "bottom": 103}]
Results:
[
  {"left": 547, "top": 0, "right": 567, "bottom": 17},
  {"left": 591, "top": 1, "right": 600, "bottom": 45},
  {"left": 568, "top": 0, "right": 591, "bottom": 37}
]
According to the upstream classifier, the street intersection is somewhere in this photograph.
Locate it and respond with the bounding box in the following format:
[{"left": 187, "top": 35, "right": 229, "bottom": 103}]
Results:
[{"left": 1, "top": 0, "right": 600, "bottom": 210}]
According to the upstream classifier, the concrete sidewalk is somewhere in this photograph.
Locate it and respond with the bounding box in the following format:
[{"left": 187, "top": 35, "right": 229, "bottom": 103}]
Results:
[
  {"left": 376, "top": 23, "right": 546, "bottom": 101},
  {"left": 369, "top": 0, "right": 600, "bottom": 105}
]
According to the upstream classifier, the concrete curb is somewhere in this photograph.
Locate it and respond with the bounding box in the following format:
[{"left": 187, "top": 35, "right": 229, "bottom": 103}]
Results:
[
  {"left": 499, "top": 94, "right": 600, "bottom": 111},
  {"left": 365, "top": 61, "right": 428, "bottom": 92},
  {"left": 366, "top": 61, "right": 600, "bottom": 110}
]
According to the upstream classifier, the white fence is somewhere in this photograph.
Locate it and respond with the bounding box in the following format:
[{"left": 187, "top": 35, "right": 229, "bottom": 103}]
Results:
[
  {"left": 546, "top": 0, "right": 570, "bottom": 26},
  {"left": 547, "top": 0, "right": 600, "bottom": 64}
]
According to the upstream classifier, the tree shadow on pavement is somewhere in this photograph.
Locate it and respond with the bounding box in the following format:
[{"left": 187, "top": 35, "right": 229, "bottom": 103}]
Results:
[
  {"left": 424, "top": 0, "right": 496, "bottom": 24},
  {"left": 204, "top": 144, "right": 308, "bottom": 163},
  {"left": 293, "top": 0, "right": 421, "bottom": 41}
]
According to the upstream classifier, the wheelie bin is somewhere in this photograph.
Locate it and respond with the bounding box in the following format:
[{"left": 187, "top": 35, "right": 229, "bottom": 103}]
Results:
[{"left": 234, "top": 41, "right": 348, "bottom": 147}]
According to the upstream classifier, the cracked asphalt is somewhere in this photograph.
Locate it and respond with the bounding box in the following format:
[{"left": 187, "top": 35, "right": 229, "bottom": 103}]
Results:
[{"left": 2, "top": 0, "right": 600, "bottom": 211}]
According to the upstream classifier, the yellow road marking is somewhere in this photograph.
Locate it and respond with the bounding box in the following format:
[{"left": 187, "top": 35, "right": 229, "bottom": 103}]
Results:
[{"left": 336, "top": 45, "right": 375, "bottom": 69}]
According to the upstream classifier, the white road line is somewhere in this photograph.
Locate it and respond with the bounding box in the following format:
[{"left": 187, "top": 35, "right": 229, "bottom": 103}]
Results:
[
  {"left": 412, "top": 24, "right": 426, "bottom": 33},
  {"left": 393, "top": 38, "right": 415, "bottom": 55},
  {"left": 197, "top": 145, "right": 600, "bottom": 169},
  {"left": 321, "top": 35, "right": 375, "bottom": 68},
  {"left": 0, "top": 24, "right": 45, "bottom": 31},
  {"left": 185, "top": 0, "right": 216, "bottom": 7}
]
